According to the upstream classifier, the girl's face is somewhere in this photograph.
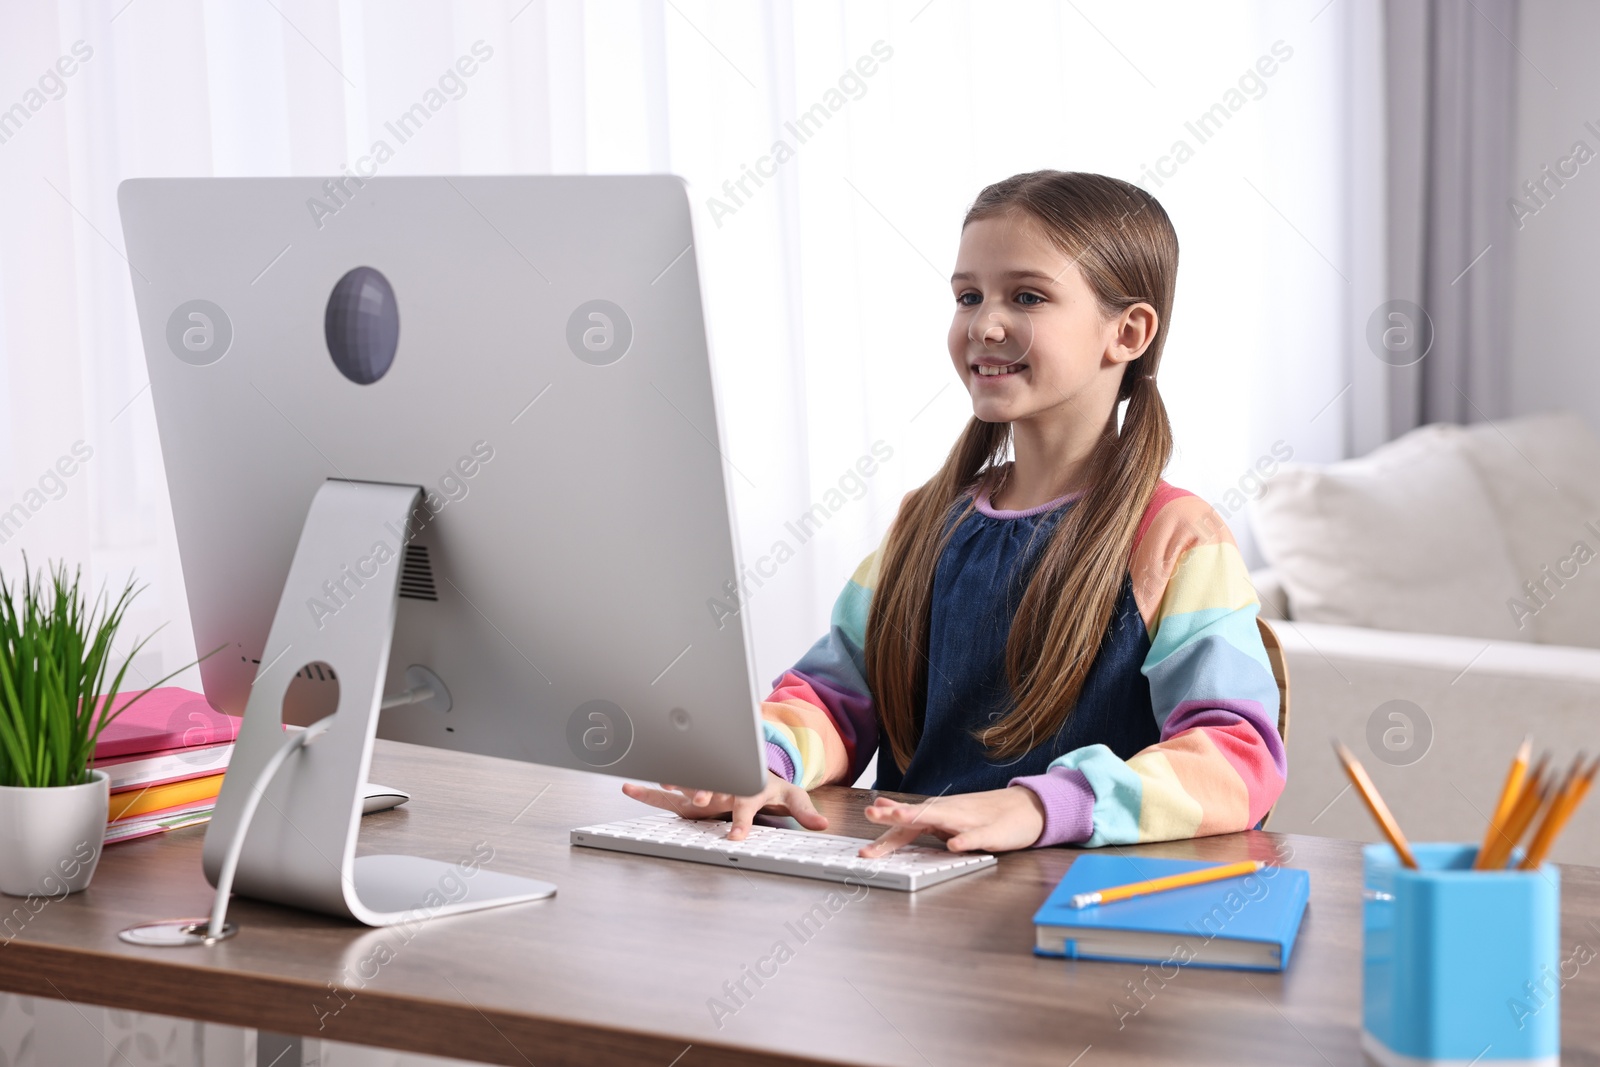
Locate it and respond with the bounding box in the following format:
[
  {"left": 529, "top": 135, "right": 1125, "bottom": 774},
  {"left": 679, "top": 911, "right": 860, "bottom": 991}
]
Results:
[{"left": 947, "top": 210, "right": 1144, "bottom": 426}]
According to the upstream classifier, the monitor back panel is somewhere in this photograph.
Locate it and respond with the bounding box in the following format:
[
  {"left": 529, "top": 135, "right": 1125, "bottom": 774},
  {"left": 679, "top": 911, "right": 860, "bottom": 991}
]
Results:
[{"left": 118, "top": 175, "right": 766, "bottom": 795}]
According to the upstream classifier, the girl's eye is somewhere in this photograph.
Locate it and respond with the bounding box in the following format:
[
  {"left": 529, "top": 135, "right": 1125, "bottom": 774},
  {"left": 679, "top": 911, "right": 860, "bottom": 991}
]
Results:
[
  {"left": 956, "top": 292, "right": 981, "bottom": 307},
  {"left": 1016, "top": 292, "right": 1044, "bottom": 306}
]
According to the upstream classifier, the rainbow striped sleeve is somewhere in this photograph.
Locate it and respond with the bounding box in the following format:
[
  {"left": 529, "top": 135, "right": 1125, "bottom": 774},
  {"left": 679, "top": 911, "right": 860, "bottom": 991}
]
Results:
[
  {"left": 1016, "top": 485, "right": 1286, "bottom": 847},
  {"left": 760, "top": 541, "right": 884, "bottom": 790}
]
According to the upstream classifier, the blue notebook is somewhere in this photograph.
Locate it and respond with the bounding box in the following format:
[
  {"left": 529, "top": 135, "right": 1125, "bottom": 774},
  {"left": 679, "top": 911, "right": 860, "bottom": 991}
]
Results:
[{"left": 1033, "top": 855, "right": 1310, "bottom": 972}]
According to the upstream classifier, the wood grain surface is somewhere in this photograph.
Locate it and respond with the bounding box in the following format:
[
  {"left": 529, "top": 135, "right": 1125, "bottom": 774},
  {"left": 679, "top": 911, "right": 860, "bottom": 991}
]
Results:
[{"left": 2, "top": 739, "right": 1598, "bottom": 1066}]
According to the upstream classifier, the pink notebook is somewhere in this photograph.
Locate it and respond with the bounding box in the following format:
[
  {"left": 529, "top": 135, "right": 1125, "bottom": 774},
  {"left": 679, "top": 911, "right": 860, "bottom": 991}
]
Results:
[{"left": 92, "top": 687, "right": 240, "bottom": 759}]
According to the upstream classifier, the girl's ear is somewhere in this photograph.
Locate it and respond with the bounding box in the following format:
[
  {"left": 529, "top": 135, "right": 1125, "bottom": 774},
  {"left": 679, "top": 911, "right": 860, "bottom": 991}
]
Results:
[{"left": 1106, "top": 302, "right": 1159, "bottom": 365}]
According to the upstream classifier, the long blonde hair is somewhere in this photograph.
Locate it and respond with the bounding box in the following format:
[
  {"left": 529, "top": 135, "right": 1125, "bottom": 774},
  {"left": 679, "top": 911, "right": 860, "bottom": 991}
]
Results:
[{"left": 865, "top": 171, "right": 1179, "bottom": 768}]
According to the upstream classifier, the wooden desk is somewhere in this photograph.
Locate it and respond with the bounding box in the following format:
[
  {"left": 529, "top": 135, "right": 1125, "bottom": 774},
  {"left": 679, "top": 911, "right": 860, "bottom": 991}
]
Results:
[{"left": 2, "top": 739, "right": 1598, "bottom": 1066}]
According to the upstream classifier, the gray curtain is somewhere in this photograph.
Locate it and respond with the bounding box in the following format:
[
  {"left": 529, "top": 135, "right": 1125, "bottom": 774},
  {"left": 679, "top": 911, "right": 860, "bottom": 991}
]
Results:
[{"left": 1384, "top": 0, "right": 1518, "bottom": 437}]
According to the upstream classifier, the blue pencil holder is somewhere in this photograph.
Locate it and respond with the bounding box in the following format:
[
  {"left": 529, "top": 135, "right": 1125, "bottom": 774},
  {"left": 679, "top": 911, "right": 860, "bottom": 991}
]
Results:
[{"left": 1362, "top": 842, "right": 1560, "bottom": 1066}]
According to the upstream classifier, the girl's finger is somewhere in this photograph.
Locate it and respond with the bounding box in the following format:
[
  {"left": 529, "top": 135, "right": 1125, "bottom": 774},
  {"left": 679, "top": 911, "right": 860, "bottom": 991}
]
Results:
[
  {"left": 863, "top": 797, "right": 913, "bottom": 821},
  {"left": 782, "top": 787, "right": 830, "bottom": 831},
  {"left": 662, "top": 784, "right": 723, "bottom": 810},
  {"left": 621, "top": 782, "right": 692, "bottom": 816},
  {"left": 865, "top": 797, "right": 957, "bottom": 832},
  {"left": 728, "top": 793, "right": 769, "bottom": 841},
  {"left": 862, "top": 801, "right": 913, "bottom": 829},
  {"left": 944, "top": 831, "right": 984, "bottom": 852},
  {"left": 689, "top": 791, "right": 735, "bottom": 813},
  {"left": 859, "top": 822, "right": 923, "bottom": 858}
]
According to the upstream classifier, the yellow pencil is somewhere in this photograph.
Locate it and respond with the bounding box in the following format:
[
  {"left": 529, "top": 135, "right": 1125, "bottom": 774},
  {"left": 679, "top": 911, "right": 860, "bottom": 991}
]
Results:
[
  {"left": 1334, "top": 740, "right": 1418, "bottom": 869},
  {"left": 1481, "top": 773, "right": 1553, "bottom": 871},
  {"left": 1475, "top": 735, "right": 1532, "bottom": 869},
  {"left": 1479, "top": 755, "right": 1550, "bottom": 870},
  {"left": 1513, "top": 759, "right": 1572, "bottom": 870},
  {"left": 1519, "top": 754, "right": 1596, "bottom": 870},
  {"left": 1067, "top": 860, "right": 1267, "bottom": 909}
]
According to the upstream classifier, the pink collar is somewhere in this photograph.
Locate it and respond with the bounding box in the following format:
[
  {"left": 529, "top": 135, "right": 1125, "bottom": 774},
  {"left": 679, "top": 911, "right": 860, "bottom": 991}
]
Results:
[{"left": 973, "top": 474, "right": 1084, "bottom": 518}]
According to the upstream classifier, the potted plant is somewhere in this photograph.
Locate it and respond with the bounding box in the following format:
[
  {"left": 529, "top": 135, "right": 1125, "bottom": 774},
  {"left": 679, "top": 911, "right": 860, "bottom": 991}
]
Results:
[{"left": 0, "top": 558, "right": 192, "bottom": 898}]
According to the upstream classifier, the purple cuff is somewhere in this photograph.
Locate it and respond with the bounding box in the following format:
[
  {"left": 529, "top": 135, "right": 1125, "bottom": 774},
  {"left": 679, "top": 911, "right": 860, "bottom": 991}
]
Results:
[
  {"left": 1010, "top": 766, "right": 1096, "bottom": 847},
  {"left": 764, "top": 741, "right": 796, "bottom": 783}
]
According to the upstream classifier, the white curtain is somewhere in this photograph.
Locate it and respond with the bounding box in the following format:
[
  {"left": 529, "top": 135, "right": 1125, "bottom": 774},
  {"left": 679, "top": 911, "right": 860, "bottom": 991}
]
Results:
[
  {"left": 1381, "top": 0, "right": 1519, "bottom": 437},
  {"left": 0, "top": 0, "right": 1380, "bottom": 706}
]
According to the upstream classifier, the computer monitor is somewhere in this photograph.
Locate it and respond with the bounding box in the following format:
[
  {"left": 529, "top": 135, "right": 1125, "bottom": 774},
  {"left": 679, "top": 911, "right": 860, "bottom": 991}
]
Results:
[{"left": 117, "top": 175, "right": 767, "bottom": 928}]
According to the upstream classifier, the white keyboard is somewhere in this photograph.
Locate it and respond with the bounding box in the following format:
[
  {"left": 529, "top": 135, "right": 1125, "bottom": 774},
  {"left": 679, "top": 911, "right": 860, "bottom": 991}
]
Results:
[{"left": 570, "top": 813, "right": 996, "bottom": 891}]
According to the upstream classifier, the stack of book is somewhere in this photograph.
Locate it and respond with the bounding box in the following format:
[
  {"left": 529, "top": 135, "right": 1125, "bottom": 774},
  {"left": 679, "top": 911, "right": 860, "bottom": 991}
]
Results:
[{"left": 92, "top": 687, "right": 239, "bottom": 845}]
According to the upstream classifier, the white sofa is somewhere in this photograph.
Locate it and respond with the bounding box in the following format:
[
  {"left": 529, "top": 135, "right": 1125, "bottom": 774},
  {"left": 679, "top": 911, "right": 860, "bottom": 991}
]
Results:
[{"left": 1249, "top": 412, "right": 1600, "bottom": 864}]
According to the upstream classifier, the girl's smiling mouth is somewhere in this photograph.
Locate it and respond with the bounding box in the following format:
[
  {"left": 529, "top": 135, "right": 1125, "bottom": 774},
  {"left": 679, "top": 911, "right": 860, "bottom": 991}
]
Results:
[{"left": 972, "top": 356, "right": 1027, "bottom": 378}]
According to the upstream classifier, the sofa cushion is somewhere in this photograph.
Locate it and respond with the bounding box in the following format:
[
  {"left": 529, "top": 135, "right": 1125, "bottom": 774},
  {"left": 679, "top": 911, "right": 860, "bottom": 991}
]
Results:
[
  {"left": 1457, "top": 412, "right": 1600, "bottom": 649},
  {"left": 1250, "top": 423, "right": 1528, "bottom": 642},
  {"left": 1250, "top": 567, "right": 1291, "bottom": 621}
]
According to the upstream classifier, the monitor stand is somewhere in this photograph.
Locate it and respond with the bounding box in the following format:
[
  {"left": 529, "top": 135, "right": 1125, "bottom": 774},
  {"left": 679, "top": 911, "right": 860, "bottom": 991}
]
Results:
[{"left": 191, "top": 479, "right": 555, "bottom": 934}]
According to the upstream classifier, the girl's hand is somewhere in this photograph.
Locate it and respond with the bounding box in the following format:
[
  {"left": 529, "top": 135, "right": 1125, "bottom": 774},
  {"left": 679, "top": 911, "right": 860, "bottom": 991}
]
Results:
[
  {"left": 620, "top": 772, "right": 829, "bottom": 841},
  {"left": 859, "top": 786, "right": 1046, "bottom": 857}
]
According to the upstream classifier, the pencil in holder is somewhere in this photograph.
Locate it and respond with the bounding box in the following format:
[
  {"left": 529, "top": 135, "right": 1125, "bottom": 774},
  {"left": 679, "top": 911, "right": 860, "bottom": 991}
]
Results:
[{"left": 1362, "top": 842, "right": 1560, "bottom": 1066}]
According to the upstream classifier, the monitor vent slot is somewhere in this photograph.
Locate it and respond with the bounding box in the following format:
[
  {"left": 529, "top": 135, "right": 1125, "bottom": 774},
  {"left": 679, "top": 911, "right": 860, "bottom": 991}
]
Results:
[{"left": 399, "top": 543, "right": 439, "bottom": 601}]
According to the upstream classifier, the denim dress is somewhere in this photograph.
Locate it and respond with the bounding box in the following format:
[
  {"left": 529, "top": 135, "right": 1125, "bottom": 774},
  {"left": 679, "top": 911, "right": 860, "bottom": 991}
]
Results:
[{"left": 870, "top": 489, "right": 1160, "bottom": 796}]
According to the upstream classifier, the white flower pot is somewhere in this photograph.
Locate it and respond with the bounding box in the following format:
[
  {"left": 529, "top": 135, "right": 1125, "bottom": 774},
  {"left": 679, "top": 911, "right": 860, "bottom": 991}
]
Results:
[{"left": 0, "top": 769, "right": 108, "bottom": 898}]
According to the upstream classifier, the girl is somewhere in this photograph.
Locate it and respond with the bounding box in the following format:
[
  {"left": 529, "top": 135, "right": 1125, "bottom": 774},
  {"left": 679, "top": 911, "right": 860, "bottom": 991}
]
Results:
[{"left": 624, "top": 170, "right": 1285, "bottom": 856}]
